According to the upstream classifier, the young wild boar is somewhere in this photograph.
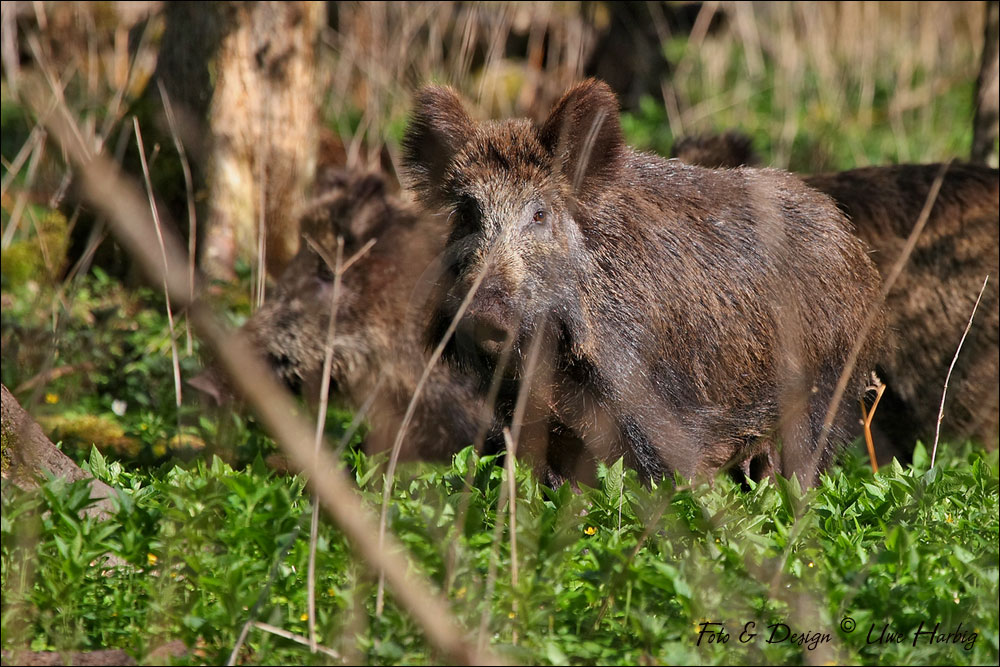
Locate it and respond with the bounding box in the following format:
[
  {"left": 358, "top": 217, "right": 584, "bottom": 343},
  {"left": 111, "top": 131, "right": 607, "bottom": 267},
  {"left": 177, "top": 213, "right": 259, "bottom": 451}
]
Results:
[
  {"left": 672, "top": 132, "right": 1000, "bottom": 455},
  {"left": 194, "top": 168, "right": 487, "bottom": 462},
  {"left": 403, "top": 79, "right": 887, "bottom": 487}
]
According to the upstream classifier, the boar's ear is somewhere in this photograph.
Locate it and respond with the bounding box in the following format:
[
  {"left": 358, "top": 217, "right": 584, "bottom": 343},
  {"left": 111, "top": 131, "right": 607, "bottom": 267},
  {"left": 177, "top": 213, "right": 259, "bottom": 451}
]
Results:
[
  {"left": 402, "top": 85, "right": 474, "bottom": 201},
  {"left": 539, "top": 79, "right": 624, "bottom": 199},
  {"left": 344, "top": 172, "right": 391, "bottom": 243}
]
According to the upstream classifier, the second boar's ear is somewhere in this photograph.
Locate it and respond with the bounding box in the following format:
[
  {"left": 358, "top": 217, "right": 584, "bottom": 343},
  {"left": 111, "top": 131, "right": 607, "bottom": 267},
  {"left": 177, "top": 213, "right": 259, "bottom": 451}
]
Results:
[
  {"left": 345, "top": 172, "right": 390, "bottom": 242},
  {"left": 539, "top": 79, "right": 624, "bottom": 200},
  {"left": 402, "top": 85, "right": 474, "bottom": 201}
]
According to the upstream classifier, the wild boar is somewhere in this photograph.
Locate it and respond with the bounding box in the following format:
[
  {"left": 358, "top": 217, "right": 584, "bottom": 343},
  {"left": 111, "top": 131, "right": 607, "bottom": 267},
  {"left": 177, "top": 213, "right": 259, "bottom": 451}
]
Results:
[
  {"left": 194, "top": 168, "right": 488, "bottom": 462},
  {"left": 403, "top": 79, "right": 887, "bottom": 486},
  {"left": 672, "top": 132, "right": 1000, "bottom": 455}
]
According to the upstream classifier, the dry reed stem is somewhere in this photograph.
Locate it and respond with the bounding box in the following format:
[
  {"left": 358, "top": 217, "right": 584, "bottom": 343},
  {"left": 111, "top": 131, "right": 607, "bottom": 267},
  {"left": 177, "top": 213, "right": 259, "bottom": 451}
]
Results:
[
  {"left": 932, "top": 275, "right": 991, "bottom": 467},
  {"left": 40, "top": 95, "right": 500, "bottom": 667}
]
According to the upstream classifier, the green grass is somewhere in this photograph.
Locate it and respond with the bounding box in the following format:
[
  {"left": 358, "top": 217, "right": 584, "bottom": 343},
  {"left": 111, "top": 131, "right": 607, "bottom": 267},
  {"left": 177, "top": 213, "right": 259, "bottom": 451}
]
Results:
[
  {"left": 2, "top": 442, "right": 997, "bottom": 665},
  {"left": 2, "top": 268, "right": 998, "bottom": 664}
]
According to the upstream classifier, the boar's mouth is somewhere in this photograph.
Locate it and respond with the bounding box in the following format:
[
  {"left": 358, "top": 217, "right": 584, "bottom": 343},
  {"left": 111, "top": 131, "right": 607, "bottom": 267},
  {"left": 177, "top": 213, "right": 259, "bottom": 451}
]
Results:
[
  {"left": 459, "top": 313, "right": 511, "bottom": 358},
  {"left": 430, "top": 305, "right": 518, "bottom": 391}
]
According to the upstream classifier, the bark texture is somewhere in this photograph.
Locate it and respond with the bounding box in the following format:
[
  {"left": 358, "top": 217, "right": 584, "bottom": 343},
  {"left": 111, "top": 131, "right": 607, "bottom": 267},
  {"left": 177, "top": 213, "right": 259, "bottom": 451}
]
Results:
[
  {"left": 972, "top": 0, "right": 999, "bottom": 165},
  {"left": 156, "top": 1, "right": 323, "bottom": 280},
  {"left": 1, "top": 384, "right": 116, "bottom": 520}
]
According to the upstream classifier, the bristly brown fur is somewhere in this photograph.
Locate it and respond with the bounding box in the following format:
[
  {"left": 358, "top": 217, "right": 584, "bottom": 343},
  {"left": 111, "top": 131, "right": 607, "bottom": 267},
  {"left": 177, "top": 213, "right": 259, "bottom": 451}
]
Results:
[
  {"left": 673, "top": 131, "right": 1000, "bottom": 455},
  {"left": 403, "top": 79, "right": 888, "bottom": 486},
  {"left": 195, "top": 167, "right": 488, "bottom": 462},
  {"left": 671, "top": 132, "right": 761, "bottom": 169}
]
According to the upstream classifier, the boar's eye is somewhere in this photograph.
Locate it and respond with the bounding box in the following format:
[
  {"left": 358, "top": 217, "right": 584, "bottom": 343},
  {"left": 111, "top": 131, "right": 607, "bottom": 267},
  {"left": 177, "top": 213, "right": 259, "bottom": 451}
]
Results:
[
  {"left": 532, "top": 209, "right": 548, "bottom": 225},
  {"left": 449, "top": 196, "right": 482, "bottom": 243}
]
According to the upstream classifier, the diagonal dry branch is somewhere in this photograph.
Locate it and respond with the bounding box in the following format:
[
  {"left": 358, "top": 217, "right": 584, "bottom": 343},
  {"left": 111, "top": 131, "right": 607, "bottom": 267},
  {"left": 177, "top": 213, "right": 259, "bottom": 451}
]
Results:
[{"left": 35, "top": 91, "right": 500, "bottom": 667}]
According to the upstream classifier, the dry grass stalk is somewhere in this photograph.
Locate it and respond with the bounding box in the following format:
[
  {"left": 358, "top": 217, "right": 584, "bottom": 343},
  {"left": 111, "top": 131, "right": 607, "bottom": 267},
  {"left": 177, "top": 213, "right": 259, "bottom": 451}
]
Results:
[
  {"left": 303, "top": 232, "right": 375, "bottom": 652},
  {"left": 132, "top": 116, "right": 183, "bottom": 420},
  {"left": 932, "top": 275, "right": 992, "bottom": 467},
  {"left": 157, "top": 81, "right": 198, "bottom": 355},
  {"left": 502, "top": 427, "right": 520, "bottom": 645},
  {"left": 251, "top": 621, "right": 341, "bottom": 660},
  {"left": 861, "top": 381, "right": 888, "bottom": 473},
  {"left": 374, "top": 243, "right": 496, "bottom": 616}
]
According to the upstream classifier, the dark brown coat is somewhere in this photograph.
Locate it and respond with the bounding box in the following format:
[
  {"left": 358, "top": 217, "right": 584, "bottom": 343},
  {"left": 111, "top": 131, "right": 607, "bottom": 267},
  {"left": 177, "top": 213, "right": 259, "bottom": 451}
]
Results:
[
  {"left": 672, "top": 132, "right": 1000, "bottom": 454},
  {"left": 403, "top": 79, "right": 887, "bottom": 486},
  {"left": 195, "top": 169, "right": 486, "bottom": 462}
]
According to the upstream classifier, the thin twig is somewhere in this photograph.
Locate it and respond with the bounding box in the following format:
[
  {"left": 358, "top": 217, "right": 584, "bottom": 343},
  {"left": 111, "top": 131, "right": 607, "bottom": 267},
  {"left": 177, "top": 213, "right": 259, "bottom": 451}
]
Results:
[
  {"left": 251, "top": 622, "right": 341, "bottom": 660},
  {"left": 932, "top": 275, "right": 990, "bottom": 467}
]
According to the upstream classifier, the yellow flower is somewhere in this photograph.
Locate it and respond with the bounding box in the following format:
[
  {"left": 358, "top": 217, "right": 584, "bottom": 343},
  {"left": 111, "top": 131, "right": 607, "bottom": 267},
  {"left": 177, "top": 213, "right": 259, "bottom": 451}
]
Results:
[
  {"left": 327, "top": 588, "right": 336, "bottom": 597},
  {"left": 147, "top": 553, "right": 158, "bottom": 566},
  {"left": 945, "top": 513, "right": 953, "bottom": 523},
  {"left": 508, "top": 611, "right": 516, "bottom": 619},
  {"left": 45, "top": 393, "right": 59, "bottom": 404},
  {"left": 300, "top": 613, "right": 309, "bottom": 622},
  {"left": 584, "top": 526, "right": 597, "bottom": 536}
]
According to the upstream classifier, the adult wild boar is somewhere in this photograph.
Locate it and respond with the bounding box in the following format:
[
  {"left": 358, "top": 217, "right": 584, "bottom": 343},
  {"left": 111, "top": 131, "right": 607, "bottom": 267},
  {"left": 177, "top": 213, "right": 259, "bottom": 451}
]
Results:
[
  {"left": 672, "top": 132, "right": 1000, "bottom": 456},
  {"left": 193, "top": 168, "right": 487, "bottom": 462},
  {"left": 403, "top": 79, "right": 887, "bottom": 486}
]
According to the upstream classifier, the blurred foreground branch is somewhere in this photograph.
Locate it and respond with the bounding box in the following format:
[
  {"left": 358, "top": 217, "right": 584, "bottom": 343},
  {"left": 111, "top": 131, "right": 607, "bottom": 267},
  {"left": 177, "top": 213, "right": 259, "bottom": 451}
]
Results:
[{"left": 35, "top": 93, "right": 498, "bottom": 667}]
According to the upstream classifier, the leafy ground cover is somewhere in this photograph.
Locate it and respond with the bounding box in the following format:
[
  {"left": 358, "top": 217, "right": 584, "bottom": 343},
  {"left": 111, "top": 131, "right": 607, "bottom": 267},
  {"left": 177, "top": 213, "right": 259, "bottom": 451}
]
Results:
[{"left": 2, "top": 436, "right": 997, "bottom": 665}]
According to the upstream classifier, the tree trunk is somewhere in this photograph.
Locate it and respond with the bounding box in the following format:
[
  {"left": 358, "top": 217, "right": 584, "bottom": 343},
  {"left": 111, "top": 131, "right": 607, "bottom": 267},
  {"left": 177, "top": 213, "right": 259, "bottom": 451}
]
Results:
[
  {"left": 1, "top": 384, "right": 116, "bottom": 520},
  {"left": 155, "top": 1, "right": 323, "bottom": 281},
  {"left": 972, "top": 0, "right": 999, "bottom": 165}
]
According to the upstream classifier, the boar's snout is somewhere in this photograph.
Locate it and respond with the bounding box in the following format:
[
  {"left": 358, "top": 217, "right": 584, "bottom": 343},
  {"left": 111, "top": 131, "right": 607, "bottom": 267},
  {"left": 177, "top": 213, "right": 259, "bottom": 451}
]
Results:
[
  {"left": 458, "top": 311, "right": 510, "bottom": 358},
  {"left": 455, "top": 278, "right": 520, "bottom": 358}
]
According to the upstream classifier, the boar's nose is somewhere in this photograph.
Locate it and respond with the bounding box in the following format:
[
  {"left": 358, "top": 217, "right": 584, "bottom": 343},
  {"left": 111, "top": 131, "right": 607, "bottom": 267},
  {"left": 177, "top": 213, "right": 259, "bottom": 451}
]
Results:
[
  {"left": 459, "top": 285, "right": 517, "bottom": 357},
  {"left": 458, "top": 314, "right": 509, "bottom": 358}
]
